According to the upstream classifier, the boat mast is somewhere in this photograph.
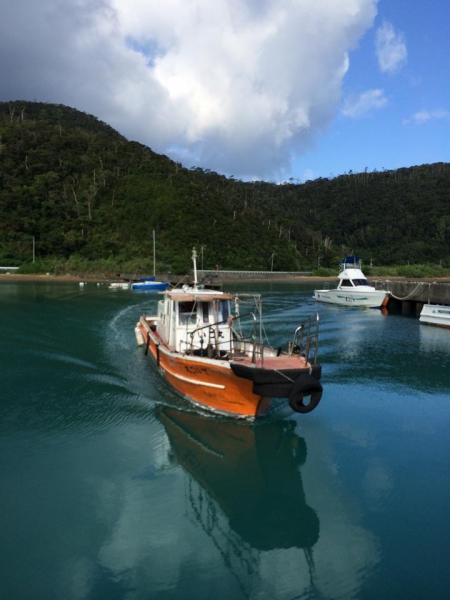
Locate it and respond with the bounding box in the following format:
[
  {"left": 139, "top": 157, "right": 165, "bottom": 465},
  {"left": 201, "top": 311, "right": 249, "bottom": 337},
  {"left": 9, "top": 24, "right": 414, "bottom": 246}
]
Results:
[
  {"left": 192, "top": 247, "right": 198, "bottom": 289},
  {"left": 153, "top": 230, "right": 156, "bottom": 278}
]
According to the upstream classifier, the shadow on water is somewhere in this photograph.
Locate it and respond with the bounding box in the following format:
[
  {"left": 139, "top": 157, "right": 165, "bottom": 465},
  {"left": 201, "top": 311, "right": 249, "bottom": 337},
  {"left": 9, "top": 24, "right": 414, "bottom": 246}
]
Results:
[{"left": 155, "top": 406, "right": 319, "bottom": 597}]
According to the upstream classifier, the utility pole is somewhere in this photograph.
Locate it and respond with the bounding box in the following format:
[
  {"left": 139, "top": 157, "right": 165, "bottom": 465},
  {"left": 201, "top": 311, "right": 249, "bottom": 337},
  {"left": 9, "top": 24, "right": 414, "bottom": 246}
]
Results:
[{"left": 270, "top": 252, "right": 276, "bottom": 271}]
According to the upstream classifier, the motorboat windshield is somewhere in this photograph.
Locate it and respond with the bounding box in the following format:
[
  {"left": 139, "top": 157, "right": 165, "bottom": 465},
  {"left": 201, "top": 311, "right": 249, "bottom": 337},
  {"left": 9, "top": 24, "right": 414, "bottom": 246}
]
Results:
[{"left": 347, "top": 278, "right": 371, "bottom": 287}]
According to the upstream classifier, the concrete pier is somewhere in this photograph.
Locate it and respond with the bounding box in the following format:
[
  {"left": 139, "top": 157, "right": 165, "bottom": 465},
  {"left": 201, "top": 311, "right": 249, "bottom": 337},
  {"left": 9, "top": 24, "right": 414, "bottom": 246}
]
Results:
[{"left": 373, "top": 280, "right": 450, "bottom": 315}]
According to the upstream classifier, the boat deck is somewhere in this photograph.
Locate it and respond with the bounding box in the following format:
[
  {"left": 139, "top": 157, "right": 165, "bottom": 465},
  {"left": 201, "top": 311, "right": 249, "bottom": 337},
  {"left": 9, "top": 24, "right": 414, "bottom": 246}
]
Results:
[
  {"left": 232, "top": 354, "right": 309, "bottom": 369},
  {"left": 144, "top": 319, "right": 311, "bottom": 370}
]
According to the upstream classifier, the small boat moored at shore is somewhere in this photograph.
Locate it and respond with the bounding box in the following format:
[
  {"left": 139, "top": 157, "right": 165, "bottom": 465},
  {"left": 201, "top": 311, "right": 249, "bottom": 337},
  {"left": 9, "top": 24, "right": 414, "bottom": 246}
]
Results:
[
  {"left": 131, "top": 277, "right": 169, "bottom": 292},
  {"left": 135, "top": 248, "right": 323, "bottom": 419},
  {"left": 109, "top": 282, "right": 130, "bottom": 289},
  {"left": 131, "top": 230, "right": 169, "bottom": 292},
  {"left": 419, "top": 303, "right": 450, "bottom": 329},
  {"left": 314, "top": 256, "right": 390, "bottom": 308}
]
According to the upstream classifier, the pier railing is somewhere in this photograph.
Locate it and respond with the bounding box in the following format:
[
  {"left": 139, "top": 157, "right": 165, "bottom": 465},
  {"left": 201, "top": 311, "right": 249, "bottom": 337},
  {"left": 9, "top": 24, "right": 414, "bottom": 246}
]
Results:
[{"left": 374, "top": 280, "right": 450, "bottom": 304}]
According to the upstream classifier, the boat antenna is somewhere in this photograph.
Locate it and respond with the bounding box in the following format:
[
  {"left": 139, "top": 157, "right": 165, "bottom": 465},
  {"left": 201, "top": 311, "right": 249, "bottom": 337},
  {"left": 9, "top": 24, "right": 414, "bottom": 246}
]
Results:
[
  {"left": 192, "top": 247, "right": 198, "bottom": 289},
  {"left": 153, "top": 229, "right": 156, "bottom": 278}
]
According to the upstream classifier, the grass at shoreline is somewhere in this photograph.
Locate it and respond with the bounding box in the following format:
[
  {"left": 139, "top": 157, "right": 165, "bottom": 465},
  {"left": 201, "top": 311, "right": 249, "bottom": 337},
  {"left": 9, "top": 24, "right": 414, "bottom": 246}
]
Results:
[{"left": 2, "top": 259, "right": 450, "bottom": 281}]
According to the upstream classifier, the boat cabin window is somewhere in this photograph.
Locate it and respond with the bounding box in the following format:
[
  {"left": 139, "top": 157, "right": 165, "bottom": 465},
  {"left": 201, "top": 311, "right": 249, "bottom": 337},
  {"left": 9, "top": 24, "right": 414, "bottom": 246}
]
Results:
[
  {"left": 341, "top": 279, "right": 353, "bottom": 287},
  {"left": 202, "top": 303, "right": 209, "bottom": 323},
  {"left": 218, "top": 299, "right": 230, "bottom": 321},
  {"left": 178, "top": 301, "right": 197, "bottom": 325},
  {"left": 352, "top": 278, "right": 370, "bottom": 286}
]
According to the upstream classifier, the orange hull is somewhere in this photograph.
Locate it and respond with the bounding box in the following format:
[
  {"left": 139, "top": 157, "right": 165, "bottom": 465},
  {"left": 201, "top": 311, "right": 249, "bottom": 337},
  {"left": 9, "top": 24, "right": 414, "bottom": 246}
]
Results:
[{"left": 139, "top": 320, "right": 268, "bottom": 418}]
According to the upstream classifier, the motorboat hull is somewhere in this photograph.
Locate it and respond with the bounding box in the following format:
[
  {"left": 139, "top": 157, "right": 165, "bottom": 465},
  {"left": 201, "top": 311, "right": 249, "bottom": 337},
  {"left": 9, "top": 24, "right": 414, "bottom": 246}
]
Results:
[
  {"left": 419, "top": 304, "right": 450, "bottom": 329},
  {"left": 314, "top": 289, "right": 389, "bottom": 308}
]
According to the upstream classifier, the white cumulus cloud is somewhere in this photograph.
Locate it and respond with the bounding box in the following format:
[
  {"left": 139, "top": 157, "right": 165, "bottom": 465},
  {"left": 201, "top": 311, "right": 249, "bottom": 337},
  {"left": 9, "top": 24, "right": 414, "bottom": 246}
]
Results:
[
  {"left": 404, "top": 109, "right": 450, "bottom": 125},
  {"left": 375, "top": 20, "right": 407, "bottom": 74},
  {"left": 342, "top": 89, "right": 388, "bottom": 118},
  {"left": 0, "top": 0, "right": 379, "bottom": 179}
]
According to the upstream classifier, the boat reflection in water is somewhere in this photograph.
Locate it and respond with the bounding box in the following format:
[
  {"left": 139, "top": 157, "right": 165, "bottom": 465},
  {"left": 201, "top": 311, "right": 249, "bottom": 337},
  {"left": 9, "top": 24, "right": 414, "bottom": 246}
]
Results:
[{"left": 155, "top": 406, "right": 319, "bottom": 594}]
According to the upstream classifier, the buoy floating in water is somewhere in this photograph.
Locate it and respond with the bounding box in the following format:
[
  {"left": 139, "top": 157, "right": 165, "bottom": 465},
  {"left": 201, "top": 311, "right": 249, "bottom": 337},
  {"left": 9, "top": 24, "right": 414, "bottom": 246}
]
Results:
[{"left": 134, "top": 325, "right": 144, "bottom": 346}]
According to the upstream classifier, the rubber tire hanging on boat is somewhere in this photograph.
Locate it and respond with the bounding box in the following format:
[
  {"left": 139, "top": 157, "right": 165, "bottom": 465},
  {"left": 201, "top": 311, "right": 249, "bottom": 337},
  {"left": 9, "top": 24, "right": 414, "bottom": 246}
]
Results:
[{"left": 289, "top": 375, "right": 323, "bottom": 414}]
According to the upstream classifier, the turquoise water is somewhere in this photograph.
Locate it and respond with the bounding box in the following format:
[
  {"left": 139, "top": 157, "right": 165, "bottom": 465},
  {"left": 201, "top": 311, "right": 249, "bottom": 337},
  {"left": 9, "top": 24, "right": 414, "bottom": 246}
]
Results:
[{"left": 1, "top": 281, "right": 450, "bottom": 599}]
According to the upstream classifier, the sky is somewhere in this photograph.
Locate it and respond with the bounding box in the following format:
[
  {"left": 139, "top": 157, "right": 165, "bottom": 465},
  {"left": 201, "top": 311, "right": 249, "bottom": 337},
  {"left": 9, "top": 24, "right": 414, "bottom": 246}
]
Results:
[{"left": 0, "top": 0, "right": 449, "bottom": 182}]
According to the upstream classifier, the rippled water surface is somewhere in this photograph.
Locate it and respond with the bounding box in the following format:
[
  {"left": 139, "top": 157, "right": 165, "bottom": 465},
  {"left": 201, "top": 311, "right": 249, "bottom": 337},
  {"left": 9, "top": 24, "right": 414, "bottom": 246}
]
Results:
[{"left": 1, "top": 281, "right": 450, "bottom": 599}]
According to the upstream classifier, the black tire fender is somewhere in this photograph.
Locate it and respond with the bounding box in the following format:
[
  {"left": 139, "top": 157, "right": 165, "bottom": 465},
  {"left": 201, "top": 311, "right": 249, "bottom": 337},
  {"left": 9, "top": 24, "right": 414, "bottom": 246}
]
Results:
[{"left": 289, "top": 374, "right": 323, "bottom": 414}]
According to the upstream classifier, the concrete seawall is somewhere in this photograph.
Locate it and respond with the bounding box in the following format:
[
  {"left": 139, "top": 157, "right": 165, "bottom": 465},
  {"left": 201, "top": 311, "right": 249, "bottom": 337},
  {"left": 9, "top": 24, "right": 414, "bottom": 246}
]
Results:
[
  {"left": 374, "top": 280, "right": 450, "bottom": 315},
  {"left": 197, "top": 269, "right": 312, "bottom": 281}
]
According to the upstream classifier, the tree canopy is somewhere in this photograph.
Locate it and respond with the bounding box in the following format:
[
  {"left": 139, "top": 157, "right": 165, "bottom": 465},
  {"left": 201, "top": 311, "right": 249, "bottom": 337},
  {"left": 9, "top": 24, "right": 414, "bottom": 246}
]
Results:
[{"left": 1, "top": 101, "right": 449, "bottom": 273}]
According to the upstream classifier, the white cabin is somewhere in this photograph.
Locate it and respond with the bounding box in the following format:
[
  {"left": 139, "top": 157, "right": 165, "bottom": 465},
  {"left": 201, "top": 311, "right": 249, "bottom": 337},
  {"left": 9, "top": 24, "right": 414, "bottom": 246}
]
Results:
[{"left": 157, "top": 287, "right": 235, "bottom": 355}]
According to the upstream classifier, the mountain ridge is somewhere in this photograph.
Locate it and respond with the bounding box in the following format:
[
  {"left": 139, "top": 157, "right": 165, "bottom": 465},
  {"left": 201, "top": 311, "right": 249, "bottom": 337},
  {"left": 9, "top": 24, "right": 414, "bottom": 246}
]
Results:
[{"left": 1, "top": 100, "right": 449, "bottom": 273}]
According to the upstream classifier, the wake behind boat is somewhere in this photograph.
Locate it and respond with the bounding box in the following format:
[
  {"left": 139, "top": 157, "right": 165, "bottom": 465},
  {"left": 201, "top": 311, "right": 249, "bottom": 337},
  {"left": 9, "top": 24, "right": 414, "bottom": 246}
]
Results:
[
  {"left": 135, "top": 248, "right": 323, "bottom": 419},
  {"left": 314, "top": 256, "right": 390, "bottom": 308}
]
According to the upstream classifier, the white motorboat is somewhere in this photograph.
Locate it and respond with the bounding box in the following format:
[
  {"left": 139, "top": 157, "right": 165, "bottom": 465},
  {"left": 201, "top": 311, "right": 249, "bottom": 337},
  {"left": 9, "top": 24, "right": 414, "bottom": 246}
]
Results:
[
  {"left": 419, "top": 304, "right": 450, "bottom": 329},
  {"left": 314, "top": 256, "right": 390, "bottom": 308}
]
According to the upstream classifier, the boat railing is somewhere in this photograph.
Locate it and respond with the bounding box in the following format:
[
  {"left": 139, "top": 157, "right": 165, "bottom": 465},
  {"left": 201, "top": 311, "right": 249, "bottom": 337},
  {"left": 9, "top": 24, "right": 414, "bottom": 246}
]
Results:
[
  {"left": 184, "top": 318, "right": 234, "bottom": 358},
  {"left": 251, "top": 342, "right": 265, "bottom": 366},
  {"left": 289, "top": 313, "right": 320, "bottom": 365}
]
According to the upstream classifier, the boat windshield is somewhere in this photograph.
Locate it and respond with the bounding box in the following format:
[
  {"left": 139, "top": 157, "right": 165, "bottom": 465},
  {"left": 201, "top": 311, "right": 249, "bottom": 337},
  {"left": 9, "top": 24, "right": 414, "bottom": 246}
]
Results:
[
  {"left": 178, "top": 299, "right": 230, "bottom": 325},
  {"left": 352, "top": 279, "right": 370, "bottom": 286},
  {"left": 178, "top": 301, "right": 197, "bottom": 325}
]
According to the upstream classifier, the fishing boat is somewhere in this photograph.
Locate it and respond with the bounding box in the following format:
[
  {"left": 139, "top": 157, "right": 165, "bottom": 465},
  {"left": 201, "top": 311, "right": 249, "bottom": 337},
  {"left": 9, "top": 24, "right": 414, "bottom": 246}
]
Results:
[
  {"left": 419, "top": 304, "right": 450, "bottom": 329},
  {"left": 135, "top": 248, "right": 323, "bottom": 419},
  {"left": 314, "top": 256, "right": 390, "bottom": 308},
  {"left": 131, "top": 230, "right": 169, "bottom": 292}
]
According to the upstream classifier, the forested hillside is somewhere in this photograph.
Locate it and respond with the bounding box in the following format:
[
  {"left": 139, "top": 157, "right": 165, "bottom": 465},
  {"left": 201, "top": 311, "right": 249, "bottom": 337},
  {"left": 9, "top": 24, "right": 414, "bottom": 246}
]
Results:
[{"left": 1, "top": 101, "right": 449, "bottom": 274}]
